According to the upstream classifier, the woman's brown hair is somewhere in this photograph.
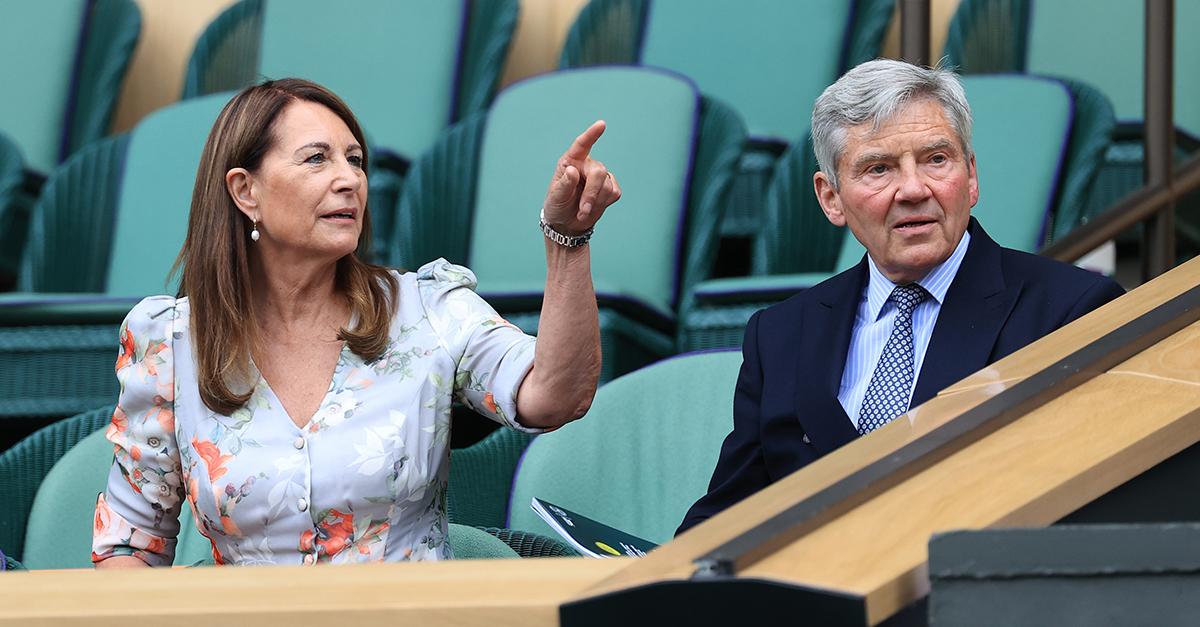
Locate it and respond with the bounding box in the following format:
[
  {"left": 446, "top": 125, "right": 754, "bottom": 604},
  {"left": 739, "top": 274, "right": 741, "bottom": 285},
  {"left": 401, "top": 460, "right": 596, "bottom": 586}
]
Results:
[{"left": 174, "top": 78, "right": 398, "bottom": 415}]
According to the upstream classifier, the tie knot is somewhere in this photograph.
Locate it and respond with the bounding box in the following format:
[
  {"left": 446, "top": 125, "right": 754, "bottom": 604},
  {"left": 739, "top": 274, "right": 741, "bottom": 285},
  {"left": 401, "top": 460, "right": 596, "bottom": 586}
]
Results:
[{"left": 889, "top": 284, "right": 927, "bottom": 313}]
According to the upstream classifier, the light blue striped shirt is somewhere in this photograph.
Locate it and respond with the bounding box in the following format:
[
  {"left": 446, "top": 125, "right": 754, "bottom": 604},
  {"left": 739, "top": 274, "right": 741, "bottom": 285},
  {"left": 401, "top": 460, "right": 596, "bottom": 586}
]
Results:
[{"left": 838, "top": 231, "right": 972, "bottom": 429}]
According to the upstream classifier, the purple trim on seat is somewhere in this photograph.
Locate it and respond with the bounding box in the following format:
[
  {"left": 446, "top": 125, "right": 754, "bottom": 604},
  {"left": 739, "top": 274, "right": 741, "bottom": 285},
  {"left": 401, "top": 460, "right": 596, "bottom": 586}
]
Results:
[
  {"left": 480, "top": 288, "right": 677, "bottom": 334},
  {"left": 59, "top": 0, "right": 97, "bottom": 164},
  {"left": 837, "top": 0, "right": 860, "bottom": 71},
  {"left": 671, "top": 90, "right": 702, "bottom": 310},
  {"left": 1042, "top": 77, "right": 1075, "bottom": 247},
  {"left": 447, "top": 0, "right": 471, "bottom": 123},
  {"left": 635, "top": 0, "right": 654, "bottom": 63}
]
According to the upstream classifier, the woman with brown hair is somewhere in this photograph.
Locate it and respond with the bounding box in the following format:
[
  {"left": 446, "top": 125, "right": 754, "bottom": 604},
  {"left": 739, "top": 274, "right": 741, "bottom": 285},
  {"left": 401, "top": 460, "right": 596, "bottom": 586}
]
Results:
[{"left": 92, "top": 78, "right": 619, "bottom": 566}]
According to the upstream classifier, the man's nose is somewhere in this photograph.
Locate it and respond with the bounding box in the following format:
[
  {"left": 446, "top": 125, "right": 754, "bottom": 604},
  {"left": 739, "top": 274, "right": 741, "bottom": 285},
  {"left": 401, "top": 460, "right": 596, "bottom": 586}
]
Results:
[{"left": 894, "top": 163, "right": 931, "bottom": 203}]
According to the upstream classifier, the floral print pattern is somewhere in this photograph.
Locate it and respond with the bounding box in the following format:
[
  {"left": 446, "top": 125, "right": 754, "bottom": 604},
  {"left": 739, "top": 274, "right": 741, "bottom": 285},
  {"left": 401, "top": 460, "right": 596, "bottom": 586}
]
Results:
[{"left": 93, "top": 259, "right": 538, "bottom": 566}]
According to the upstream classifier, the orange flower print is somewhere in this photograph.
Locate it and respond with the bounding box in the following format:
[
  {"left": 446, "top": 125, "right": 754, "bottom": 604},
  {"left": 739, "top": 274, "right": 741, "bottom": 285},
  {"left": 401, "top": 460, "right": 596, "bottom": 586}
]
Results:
[
  {"left": 116, "top": 326, "right": 135, "bottom": 371},
  {"left": 220, "top": 514, "right": 242, "bottom": 537},
  {"left": 143, "top": 341, "right": 168, "bottom": 377},
  {"left": 483, "top": 393, "right": 498, "bottom": 414},
  {"left": 191, "top": 438, "right": 232, "bottom": 483},
  {"left": 143, "top": 535, "right": 166, "bottom": 555},
  {"left": 306, "top": 509, "right": 355, "bottom": 558},
  {"left": 109, "top": 406, "right": 128, "bottom": 436},
  {"left": 149, "top": 400, "right": 175, "bottom": 434},
  {"left": 94, "top": 499, "right": 112, "bottom": 534}
]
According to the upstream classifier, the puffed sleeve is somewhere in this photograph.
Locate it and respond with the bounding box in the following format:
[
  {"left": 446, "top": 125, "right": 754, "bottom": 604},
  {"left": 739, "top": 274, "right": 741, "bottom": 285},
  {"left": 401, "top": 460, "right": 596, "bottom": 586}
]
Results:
[
  {"left": 416, "top": 259, "right": 540, "bottom": 433},
  {"left": 92, "top": 296, "right": 184, "bottom": 566}
]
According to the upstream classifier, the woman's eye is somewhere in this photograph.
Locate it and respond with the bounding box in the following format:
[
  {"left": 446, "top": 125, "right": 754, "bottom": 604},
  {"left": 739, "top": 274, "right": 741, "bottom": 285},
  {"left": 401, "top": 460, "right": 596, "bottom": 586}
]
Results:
[
  {"left": 305, "top": 153, "right": 326, "bottom": 164},
  {"left": 348, "top": 155, "right": 364, "bottom": 168}
]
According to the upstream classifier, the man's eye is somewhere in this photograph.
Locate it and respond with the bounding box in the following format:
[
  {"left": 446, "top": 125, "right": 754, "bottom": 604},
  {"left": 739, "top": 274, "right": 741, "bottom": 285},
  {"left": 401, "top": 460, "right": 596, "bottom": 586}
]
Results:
[
  {"left": 930, "top": 154, "right": 948, "bottom": 164},
  {"left": 305, "top": 153, "right": 326, "bottom": 164},
  {"left": 867, "top": 164, "right": 888, "bottom": 175}
]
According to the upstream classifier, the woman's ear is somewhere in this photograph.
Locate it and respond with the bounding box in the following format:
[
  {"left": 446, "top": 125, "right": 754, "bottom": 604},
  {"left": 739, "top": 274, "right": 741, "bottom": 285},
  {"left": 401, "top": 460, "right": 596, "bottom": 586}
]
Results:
[{"left": 225, "top": 167, "right": 257, "bottom": 220}]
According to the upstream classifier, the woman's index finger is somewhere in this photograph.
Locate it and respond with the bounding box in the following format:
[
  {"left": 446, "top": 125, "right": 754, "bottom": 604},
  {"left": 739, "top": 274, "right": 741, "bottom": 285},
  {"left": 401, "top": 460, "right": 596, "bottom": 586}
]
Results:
[{"left": 564, "top": 120, "right": 606, "bottom": 160}]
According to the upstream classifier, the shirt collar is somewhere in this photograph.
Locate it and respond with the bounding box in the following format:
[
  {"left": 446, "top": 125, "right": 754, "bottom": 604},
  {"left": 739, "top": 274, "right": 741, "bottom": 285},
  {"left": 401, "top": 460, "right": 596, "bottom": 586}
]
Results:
[{"left": 864, "top": 229, "right": 972, "bottom": 321}]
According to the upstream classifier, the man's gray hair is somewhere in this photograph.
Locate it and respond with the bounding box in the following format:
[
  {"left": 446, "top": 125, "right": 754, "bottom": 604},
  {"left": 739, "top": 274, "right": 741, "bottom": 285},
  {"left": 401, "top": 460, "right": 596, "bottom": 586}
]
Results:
[{"left": 811, "top": 59, "right": 973, "bottom": 188}]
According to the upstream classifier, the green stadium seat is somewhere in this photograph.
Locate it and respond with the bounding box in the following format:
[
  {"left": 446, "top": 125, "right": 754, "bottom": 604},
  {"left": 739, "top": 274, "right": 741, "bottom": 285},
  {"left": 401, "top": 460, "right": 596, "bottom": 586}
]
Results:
[
  {"left": 500, "top": 351, "right": 741, "bottom": 549},
  {"left": 680, "top": 75, "right": 1114, "bottom": 351},
  {"left": 0, "top": 93, "right": 235, "bottom": 424},
  {"left": 944, "top": 0, "right": 1200, "bottom": 247},
  {"left": 560, "top": 0, "right": 894, "bottom": 242},
  {"left": 0, "top": 0, "right": 140, "bottom": 177},
  {"left": 391, "top": 67, "right": 745, "bottom": 381},
  {"left": 181, "top": 0, "right": 519, "bottom": 259}
]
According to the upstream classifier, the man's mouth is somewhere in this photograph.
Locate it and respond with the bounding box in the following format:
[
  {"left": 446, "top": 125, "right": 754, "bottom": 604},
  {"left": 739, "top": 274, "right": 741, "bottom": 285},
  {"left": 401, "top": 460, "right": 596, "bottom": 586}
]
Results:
[{"left": 893, "top": 218, "right": 936, "bottom": 230}]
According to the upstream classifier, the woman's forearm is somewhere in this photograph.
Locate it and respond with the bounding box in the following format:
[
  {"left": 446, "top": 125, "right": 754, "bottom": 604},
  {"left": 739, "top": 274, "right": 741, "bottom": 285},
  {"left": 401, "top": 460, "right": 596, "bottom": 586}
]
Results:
[{"left": 515, "top": 240, "right": 601, "bottom": 428}]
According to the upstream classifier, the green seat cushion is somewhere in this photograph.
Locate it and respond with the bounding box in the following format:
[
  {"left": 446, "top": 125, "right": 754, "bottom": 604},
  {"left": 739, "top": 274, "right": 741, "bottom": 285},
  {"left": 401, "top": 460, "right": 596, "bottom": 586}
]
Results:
[
  {"left": 0, "top": 0, "right": 88, "bottom": 173},
  {"left": 507, "top": 351, "right": 741, "bottom": 545},
  {"left": 106, "top": 92, "right": 235, "bottom": 298},
  {"left": 258, "top": 0, "right": 466, "bottom": 160},
  {"left": 470, "top": 67, "right": 699, "bottom": 320},
  {"left": 1027, "top": 0, "right": 1200, "bottom": 137},
  {"left": 639, "top": 0, "right": 850, "bottom": 142}
]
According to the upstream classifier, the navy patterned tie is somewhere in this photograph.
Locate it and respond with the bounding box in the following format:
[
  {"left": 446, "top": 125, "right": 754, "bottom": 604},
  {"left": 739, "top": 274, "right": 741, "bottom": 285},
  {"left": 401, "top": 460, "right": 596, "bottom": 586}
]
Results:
[{"left": 857, "top": 284, "right": 929, "bottom": 435}]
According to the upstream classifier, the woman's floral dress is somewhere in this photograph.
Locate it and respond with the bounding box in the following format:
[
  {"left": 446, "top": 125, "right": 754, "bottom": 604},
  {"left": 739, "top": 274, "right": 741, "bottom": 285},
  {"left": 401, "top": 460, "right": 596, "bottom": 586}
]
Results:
[{"left": 92, "top": 260, "right": 539, "bottom": 566}]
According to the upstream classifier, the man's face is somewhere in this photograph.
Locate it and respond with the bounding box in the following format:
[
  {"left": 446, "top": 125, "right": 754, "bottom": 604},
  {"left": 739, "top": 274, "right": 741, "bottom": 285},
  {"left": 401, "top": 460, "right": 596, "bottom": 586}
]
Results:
[{"left": 814, "top": 99, "right": 978, "bottom": 284}]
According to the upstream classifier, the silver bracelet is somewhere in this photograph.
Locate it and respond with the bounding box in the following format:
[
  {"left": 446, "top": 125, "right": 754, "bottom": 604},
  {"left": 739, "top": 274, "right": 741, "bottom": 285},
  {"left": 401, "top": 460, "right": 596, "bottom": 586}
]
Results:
[{"left": 539, "top": 210, "right": 593, "bottom": 247}]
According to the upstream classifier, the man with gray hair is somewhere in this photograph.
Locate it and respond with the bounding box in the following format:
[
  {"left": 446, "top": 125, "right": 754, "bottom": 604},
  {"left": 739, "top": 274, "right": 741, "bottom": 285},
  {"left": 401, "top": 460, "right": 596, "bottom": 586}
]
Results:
[{"left": 678, "top": 59, "right": 1123, "bottom": 534}]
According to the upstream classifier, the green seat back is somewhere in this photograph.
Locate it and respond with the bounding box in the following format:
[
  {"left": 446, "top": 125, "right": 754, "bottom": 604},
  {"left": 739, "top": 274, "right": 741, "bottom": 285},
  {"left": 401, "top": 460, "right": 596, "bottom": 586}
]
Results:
[
  {"left": 447, "top": 524, "right": 519, "bottom": 559},
  {"left": 470, "top": 67, "right": 699, "bottom": 319},
  {"left": 639, "top": 0, "right": 850, "bottom": 142},
  {"left": 258, "top": 0, "right": 466, "bottom": 161},
  {"left": 22, "top": 428, "right": 110, "bottom": 569},
  {"left": 1027, "top": 0, "right": 1200, "bottom": 136},
  {"left": 507, "top": 351, "right": 741, "bottom": 545},
  {"left": 965, "top": 75, "right": 1071, "bottom": 249},
  {"left": 24, "top": 426, "right": 207, "bottom": 569},
  {"left": 830, "top": 74, "right": 1073, "bottom": 272},
  {"left": 0, "top": 0, "right": 89, "bottom": 174},
  {"left": 105, "top": 92, "right": 234, "bottom": 298}
]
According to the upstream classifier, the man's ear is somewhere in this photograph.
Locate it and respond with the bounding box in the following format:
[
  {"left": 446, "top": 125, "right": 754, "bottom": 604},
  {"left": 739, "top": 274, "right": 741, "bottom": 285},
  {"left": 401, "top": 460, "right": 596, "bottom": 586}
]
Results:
[
  {"left": 967, "top": 153, "right": 980, "bottom": 208},
  {"left": 814, "top": 171, "right": 846, "bottom": 227},
  {"left": 225, "top": 167, "right": 257, "bottom": 220}
]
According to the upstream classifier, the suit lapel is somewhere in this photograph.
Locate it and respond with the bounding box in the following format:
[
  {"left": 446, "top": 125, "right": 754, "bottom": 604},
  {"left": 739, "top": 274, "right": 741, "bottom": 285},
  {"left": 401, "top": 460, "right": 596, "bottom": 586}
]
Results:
[
  {"left": 793, "top": 262, "right": 865, "bottom": 453},
  {"left": 912, "top": 219, "right": 1021, "bottom": 405}
]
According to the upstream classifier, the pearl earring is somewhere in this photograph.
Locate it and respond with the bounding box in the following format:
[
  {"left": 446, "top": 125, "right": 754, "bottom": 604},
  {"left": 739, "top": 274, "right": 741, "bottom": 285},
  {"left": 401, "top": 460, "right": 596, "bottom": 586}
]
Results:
[{"left": 250, "top": 219, "right": 260, "bottom": 242}]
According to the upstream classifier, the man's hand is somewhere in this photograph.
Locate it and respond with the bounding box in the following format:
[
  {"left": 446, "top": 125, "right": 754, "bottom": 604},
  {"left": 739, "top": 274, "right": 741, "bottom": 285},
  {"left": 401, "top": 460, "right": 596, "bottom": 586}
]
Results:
[{"left": 542, "top": 120, "right": 622, "bottom": 236}]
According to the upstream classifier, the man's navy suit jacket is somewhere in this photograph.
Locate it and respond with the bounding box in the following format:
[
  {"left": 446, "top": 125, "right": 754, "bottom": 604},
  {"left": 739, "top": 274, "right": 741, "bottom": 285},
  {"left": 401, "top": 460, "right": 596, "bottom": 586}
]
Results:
[{"left": 677, "top": 219, "right": 1125, "bottom": 534}]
